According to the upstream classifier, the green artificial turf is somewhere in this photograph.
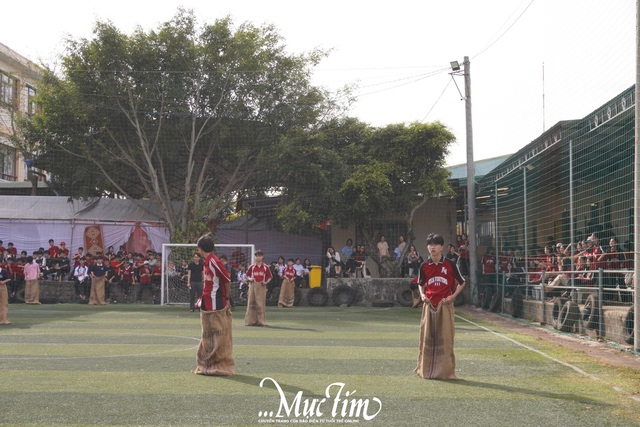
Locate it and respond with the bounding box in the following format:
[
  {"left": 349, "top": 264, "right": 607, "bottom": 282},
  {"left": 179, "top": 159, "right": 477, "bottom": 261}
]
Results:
[{"left": 0, "top": 304, "right": 638, "bottom": 426}]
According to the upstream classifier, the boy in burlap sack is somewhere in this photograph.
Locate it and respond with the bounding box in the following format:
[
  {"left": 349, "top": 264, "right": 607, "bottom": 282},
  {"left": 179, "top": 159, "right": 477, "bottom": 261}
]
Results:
[
  {"left": 245, "top": 250, "right": 272, "bottom": 326},
  {"left": 414, "top": 233, "right": 465, "bottom": 380},
  {"left": 23, "top": 255, "right": 41, "bottom": 305},
  {"left": 88, "top": 255, "right": 108, "bottom": 305},
  {"left": 0, "top": 265, "right": 12, "bottom": 325},
  {"left": 193, "top": 234, "right": 235, "bottom": 376},
  {"left": 278, "top": 258, "right": 297, "bottom": 308}
]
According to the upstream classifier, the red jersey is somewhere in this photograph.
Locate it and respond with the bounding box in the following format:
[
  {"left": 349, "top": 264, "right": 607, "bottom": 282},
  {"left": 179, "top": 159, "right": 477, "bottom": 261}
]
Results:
[
  {"left": 139, "top": 266, "right": 151, "bottom": 283},
  {"left": 247, "top": 263, "right": 273, "bottom": 283},
  {"left": 282, "top": 265, "right": 296, "bottom": 281},
  {"left": 481, "top": 254, "right": 496, "bottom": 275},
  {"left": 48, "top": 245, "right": 60, "bottom": 258},
  {"left": 120, "top": 263, "right": 135, "bottom": 281},
  {"left": 201, "top": 253, "right": 231, "bottom": 311},
  {"left": 417, "top": 256, "right": 465, "bottom": 308}
]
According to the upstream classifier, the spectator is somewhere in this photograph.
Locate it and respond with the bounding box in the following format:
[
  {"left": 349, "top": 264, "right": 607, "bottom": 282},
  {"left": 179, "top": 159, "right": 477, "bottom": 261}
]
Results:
[
  {"left": 341, "top": 239, "right": 354, "bottom": 262},
  {"left": 187, "top": 253, "right": 204, "bottom": 312},
  {"left": 292, "top": 258, "right": 309, "bottom": 288},
  {"left": 329, "top": 262, "right": 346, "bottom": 278},
  {"left": 236, "top": 263, "right": 248, "bottom": 302},
  {"left": 457, "top": 234, "right": 470, "bottom": 276},
  {"left": 445, "top": 244, "right": 459, "bottom": 266},
  {"left": 377, "top": 235, "right": 390, "bottom": 261},
  {"left": 7, "top": 242, "right": 17, "bottom": 258},
  {"left": 136, "top": 262, "right": 152, "bottom": 304},
  {"left": 47, "top": 239, "right": 59, "bottom": 258},
  {"left": 407, "top": 245, "right": 422, "bottom": 277},
  {"left": 481, "top": 247, "right": 497, "bottom": 283},
  {"left": 598, "top": 237, "right": 626, "bottom": 300},
  {"left": 397, "top": 236, "right": 406, "bottom": 257},
  {"left": 73, "top": 257, "right": 90, "bottom": 300},
  {"left": 58, "top": 242, "right": 70, "bottom": 259},
  {"left": 119, "top": 259, "right": 135, "bottom": 302},
  {"left": 326, "top": 246, "right": 341, "bottom": 273}
]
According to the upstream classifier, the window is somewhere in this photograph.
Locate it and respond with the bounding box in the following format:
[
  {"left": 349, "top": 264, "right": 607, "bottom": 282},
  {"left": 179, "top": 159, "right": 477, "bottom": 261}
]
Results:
[
  {"left": 26, "top": 85, "right": 36, "bottom": 115},
  {"left": 0, "top": 71, "right": 15, "bottom": 106},
  {"left": 0, "top": 142, "right": 16, "bottom": 181}
]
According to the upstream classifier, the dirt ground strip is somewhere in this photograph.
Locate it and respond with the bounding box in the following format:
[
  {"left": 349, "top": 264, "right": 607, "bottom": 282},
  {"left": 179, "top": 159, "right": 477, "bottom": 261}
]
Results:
[{"left": 457, "top": 305, "right": 640, "bottom": 371}]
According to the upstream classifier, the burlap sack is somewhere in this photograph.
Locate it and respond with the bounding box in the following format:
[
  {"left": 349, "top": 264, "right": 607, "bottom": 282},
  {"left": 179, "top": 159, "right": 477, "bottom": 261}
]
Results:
[
  {"left": 278, "top": 279, "right": 295, "bottom": 307},
  {"left": 88, "top": 276, "right": 107, "bottom": 305},
  {"left": 245, "top": 282, "right": 268, "bottom": 326},
  {"left": 414, "top": 299, "right": 457, "bottom": 380},
  {"left": 24, "top": 279, "right": 40, "bottom": 304},
  {"left": 0, "top": 283, "right": 10, "bottom": 324},
  {"left": 193, "top": 305, "right": 235, "bottom": 376}
]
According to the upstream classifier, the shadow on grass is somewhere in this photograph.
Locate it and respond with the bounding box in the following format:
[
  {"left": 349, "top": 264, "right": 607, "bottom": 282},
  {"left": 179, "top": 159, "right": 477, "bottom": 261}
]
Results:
[
  {"left": 455, "top": 379, "right": 611, "bottom": 406},
  {"left": 261, "top": 325, "right": 321, "bottom": 332}
]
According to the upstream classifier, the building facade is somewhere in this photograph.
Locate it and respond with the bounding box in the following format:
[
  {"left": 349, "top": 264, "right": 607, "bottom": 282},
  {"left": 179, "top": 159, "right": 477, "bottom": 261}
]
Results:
[
  {"left": 475, "top": 85, "right": 635, "bottom": 260},
  {"left": 0, "top": 42, "right": 41, "bottom": 183}
]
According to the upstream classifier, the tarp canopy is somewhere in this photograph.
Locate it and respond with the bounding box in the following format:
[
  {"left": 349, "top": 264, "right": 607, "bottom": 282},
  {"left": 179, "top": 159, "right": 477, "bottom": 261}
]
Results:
[
  {"left": 0, "top": 196, "right": 168, "bottom": 222},
  {"left": 0, "top": 196, "right": 172, "bottom": 256}
]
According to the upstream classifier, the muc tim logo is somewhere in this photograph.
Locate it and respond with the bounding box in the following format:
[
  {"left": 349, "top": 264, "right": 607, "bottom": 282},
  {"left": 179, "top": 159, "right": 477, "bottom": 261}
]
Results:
[{"left": 257, "top": 377, "right": 382, "bottom": 423}]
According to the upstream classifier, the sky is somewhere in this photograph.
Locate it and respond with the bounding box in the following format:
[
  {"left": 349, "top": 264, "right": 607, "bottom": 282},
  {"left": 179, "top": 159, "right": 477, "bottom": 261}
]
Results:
[{"left": 1, "top": 0, "right": 635, "bottom": 166}]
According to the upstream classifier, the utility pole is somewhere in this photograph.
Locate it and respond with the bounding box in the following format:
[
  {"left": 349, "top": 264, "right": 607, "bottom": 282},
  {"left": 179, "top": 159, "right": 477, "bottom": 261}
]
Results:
[
  {"left": 634, "top": 0, "right": 639, "bottom": 352},
  {"left": 464, "top": 56, "right": 478, "bottom": 305}
]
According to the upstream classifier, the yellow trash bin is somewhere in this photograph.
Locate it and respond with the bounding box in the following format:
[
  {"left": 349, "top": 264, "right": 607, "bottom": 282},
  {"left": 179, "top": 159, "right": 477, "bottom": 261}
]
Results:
[{"left": 309, "top": 265, "right": 322, "bottom": 288}]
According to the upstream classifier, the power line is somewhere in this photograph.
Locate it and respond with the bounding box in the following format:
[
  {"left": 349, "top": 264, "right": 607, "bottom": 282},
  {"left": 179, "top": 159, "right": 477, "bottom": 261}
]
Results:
[
  {"left": 420, "top": 77, "right": 453, "bottom": 123},
  {"left": 472, "top": 0, "right": 536, "bottom": 60}
]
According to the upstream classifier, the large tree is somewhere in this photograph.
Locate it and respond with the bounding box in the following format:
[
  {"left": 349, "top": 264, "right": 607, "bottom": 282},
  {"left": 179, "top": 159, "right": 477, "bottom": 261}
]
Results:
[
  {"left": 16, "top": 9, "right": 331, "bottom": 238},
  {"left": 275, "top": 120, "right": 455, "bottom": 275}
]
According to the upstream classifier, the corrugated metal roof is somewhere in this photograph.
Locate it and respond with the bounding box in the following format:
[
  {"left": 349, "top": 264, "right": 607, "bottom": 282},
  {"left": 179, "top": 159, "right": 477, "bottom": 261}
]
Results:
[{"left": 447, "top": 155, "right": 512, "bottom": 182}]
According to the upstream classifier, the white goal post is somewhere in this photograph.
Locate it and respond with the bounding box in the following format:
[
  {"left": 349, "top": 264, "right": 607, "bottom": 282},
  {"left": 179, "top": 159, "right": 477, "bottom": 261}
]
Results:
[{"left": 160, "top": 243, "right": 255, "bottom": 305}]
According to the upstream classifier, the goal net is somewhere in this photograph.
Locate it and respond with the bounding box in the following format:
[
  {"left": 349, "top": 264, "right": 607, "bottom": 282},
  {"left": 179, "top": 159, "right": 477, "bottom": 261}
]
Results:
[{"left": 160, "top": 243, "right": 255, "bottom": 305}]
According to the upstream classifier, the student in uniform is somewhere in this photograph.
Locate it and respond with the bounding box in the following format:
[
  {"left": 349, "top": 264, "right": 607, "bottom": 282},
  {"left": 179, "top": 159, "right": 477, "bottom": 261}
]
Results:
[
  {"left": 415, "top": 233, "right": 465, "bottom": 380},
  {"left": 244, "top": 250, "right": 272, "bottom": 326}
]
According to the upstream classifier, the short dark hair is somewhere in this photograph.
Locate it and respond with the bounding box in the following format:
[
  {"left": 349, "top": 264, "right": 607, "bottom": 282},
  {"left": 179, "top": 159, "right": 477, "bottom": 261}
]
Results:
[
  {"left": 255, "top": 250, "right": 264, "bottom": 256},
  {"left": 197, "top": 235, "right": 215, "bottom": 253},
  {"left": 426, "top": 233, "right": 445, "bottom": 246}
]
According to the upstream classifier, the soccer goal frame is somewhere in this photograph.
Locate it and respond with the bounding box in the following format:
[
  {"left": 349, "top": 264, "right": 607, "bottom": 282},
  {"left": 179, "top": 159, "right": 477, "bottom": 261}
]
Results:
[{"left": 160, "top": 243, "right": 255, "bottom": 305}]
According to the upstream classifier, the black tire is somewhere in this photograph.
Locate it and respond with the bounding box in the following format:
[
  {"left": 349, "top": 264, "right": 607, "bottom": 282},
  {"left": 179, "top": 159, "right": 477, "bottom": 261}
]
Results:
[
  {"left": 581, "top": 294, "right": 600, "bottom": 330},
  {"left": 624, "top": 308, "right": 634, "bottom": 345},
  {"left": 396, "top": 284, "right": 413, "bottom": 307},
  {"left": 331, "top": 284, "right": 355, "bottom": 307},
  {"left": 15, "top": 288, "right": 25, "bottom": 303},
  {"left": 266, "top": 286, "right": 280, "bottom": 306},
  {"left": 552, "top": 298, "right": 567, "bottom": 329},
  {"left": 293, "top": 287, "right": 302, "bottom": 306},
  {"left": 557, "top": 301, "right": 580, "bottom": 332},
  {"left": 454, "top": 292, "right": 465, "bottom": 307},
  {"left": 371, "top": 301, "right": 395, "bottom": 308},
  {"left": 489, "top": 290, "right": 502, "bottom": 313},
  {"left": 511, "top": 288, "right": 524, "bottom": 318},
  {"left": 306, "top": 287, "right": 329, "bottom": 307}
]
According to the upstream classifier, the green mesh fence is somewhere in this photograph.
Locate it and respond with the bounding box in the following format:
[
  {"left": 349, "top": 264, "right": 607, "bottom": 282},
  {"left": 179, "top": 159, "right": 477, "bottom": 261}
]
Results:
[{"left": 475, "top": 86, "right": 635, "bottom": 344}]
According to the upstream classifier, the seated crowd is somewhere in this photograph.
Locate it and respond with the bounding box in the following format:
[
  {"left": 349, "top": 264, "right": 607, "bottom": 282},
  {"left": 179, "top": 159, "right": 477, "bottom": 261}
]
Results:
[
  {"left": 479, "top": 232, "right": 634, "bottom": 302},
  {"left": 0, "top": 239, "right": 166, "bottom": 303}
]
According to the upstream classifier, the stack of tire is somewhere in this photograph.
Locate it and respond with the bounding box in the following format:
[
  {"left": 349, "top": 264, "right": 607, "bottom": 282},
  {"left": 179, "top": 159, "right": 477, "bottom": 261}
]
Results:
[{"left": 552, "top": 298, "right": 580, "bottom": 332}]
